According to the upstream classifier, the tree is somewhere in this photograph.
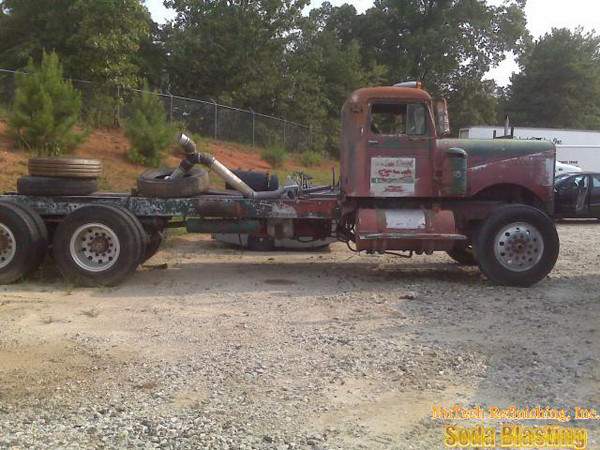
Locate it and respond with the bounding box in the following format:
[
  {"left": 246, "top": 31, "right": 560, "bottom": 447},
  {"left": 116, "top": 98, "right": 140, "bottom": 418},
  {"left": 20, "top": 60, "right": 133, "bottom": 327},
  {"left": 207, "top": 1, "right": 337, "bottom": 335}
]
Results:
[
  {"left": 0, "top": 0, "right": 151, "bottom": 89},
  {"left": 355, "top": 0, "right": 529, "bottom": 92},
  {"left": 9, "top": 52, "right": 83, "bottom": 156},
  {"left": 125, "top": 84, "right": 175, "bottom": 167},
  {"left": 504, "top": 28, "right": 600, "bottom": 129},
  {"left": 163, "top": 0, "right": 307, "bottom": 112},
  {"left": 284, "top": 3, "right": 384, "bottom": 152},
  {"left": 446, "top": 72, "right": 498, "bottom": 134}
]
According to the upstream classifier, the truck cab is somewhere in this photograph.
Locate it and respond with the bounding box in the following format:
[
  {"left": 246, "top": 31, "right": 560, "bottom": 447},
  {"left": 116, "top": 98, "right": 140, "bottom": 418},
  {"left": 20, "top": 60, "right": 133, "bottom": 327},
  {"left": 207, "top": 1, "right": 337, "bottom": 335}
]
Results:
[{"left": 339, "top": 83, "right": 559, "bottom": 286}]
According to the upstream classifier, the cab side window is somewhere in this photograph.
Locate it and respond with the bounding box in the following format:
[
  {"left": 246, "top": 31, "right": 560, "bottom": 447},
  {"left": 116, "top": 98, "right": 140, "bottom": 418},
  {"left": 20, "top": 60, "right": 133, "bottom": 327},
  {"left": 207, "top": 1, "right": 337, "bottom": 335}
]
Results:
[
  {"left": 370, "top": 103, "right": 426, "bottom": 136},
  {"left": 593, "top": 176, "right": 600, "bottom": 188}
]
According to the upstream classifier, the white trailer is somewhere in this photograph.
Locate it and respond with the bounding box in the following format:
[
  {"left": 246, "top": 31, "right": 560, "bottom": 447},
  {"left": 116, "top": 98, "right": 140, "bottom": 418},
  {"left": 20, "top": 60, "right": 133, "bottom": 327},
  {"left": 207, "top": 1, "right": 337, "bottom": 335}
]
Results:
[{"left": 459, "top": 126, "right": 600, "bottom": 172}]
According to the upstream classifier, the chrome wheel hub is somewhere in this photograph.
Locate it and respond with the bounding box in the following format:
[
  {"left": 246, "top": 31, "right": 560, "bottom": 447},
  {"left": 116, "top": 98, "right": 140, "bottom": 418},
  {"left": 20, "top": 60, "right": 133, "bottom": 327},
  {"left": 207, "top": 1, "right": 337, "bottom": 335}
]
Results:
[
  {"left": 0, "top": 223, "right": 16, "bottom": 269},
  {"left": 69, "top": 223, "right": 120, "bottom": 272},
  {"left": 494, "top": 222, "right": 544, "bottom": 272}
]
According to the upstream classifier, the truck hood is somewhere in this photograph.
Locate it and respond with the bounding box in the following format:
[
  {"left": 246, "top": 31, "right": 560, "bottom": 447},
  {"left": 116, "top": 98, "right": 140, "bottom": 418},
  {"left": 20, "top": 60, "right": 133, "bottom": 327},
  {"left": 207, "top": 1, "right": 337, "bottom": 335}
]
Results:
[{"left": 438, "top": 138, "right": 555, "bottom": 162}]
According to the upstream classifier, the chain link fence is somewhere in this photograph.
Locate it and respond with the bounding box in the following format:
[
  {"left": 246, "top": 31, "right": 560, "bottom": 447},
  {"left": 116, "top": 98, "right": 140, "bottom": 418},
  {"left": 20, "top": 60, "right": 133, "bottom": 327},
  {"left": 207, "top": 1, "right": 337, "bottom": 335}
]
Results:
[{"left": 0, "top": 68, "right": 312, "bottom": 152}]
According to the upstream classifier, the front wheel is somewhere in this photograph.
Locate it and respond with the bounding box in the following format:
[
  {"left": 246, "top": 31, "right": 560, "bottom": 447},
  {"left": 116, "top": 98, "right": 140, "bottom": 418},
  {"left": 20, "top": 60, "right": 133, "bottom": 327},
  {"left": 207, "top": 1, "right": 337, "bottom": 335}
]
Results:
[{"left": 475, "top": 204, "right": 559, "bottom": 287}]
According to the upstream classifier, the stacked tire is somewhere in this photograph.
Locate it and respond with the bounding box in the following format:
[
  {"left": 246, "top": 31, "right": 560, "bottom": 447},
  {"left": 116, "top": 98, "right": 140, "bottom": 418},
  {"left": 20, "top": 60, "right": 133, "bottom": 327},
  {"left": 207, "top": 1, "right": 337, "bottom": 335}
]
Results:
[{"left": 17, "top": 157, "right": 102, "bottom": 196}]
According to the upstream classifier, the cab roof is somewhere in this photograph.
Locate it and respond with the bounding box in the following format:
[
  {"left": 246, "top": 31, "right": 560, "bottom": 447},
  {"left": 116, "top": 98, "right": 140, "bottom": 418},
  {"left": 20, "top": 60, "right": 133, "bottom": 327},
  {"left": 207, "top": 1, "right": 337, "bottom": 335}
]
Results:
[{"left": 348, "top": 86, "right": 432, "bottom": 104}]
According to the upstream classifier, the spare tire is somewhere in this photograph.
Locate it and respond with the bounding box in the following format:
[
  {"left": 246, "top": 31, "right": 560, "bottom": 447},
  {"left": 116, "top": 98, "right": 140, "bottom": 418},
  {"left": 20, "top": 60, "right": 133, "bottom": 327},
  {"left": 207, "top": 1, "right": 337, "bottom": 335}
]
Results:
[
  {"left": 137, "top": 167, "right": 210, "bottom": 198},
  {"left": 226, "top": 170, "right": 279, "bottom": 192},
  {"left": 28, "top": 157, "right": 102, "bottom": 179},
  {"left": 17, "top": 176, "right": 98, "bottom": 196}
]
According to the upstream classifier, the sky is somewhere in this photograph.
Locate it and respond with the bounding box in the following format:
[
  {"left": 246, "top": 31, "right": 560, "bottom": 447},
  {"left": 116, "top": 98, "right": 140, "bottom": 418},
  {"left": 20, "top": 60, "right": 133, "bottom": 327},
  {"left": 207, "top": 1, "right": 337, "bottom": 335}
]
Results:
[{"left": 145, "top": 0, "right": 600, "bottom": 86}]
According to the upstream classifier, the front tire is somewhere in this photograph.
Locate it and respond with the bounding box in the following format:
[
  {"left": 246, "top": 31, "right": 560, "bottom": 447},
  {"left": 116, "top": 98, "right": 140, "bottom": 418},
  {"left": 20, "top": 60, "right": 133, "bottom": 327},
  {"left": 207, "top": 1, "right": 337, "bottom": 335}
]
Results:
[
  {"left": 475, "top": 204, "right": 559, "bottom": 287},
  {"left": 53, "top": 205, "right": 145, "bottom": 286}
]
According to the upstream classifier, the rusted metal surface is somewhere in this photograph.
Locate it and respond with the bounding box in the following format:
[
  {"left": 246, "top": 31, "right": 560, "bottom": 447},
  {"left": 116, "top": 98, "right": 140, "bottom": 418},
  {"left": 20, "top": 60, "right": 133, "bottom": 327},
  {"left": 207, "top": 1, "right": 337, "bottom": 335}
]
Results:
[
  {"left": 1, "top": 193, "right": 340, "bottom": 221},
  {"left": 340, "top": 87, "right": 435, "bottom": 198},
  {"left": 355, "top": 208, "right": 465, "bottom": 253},
  {"left": 340, "top": 85, "right": 555, "bottom": 217}
]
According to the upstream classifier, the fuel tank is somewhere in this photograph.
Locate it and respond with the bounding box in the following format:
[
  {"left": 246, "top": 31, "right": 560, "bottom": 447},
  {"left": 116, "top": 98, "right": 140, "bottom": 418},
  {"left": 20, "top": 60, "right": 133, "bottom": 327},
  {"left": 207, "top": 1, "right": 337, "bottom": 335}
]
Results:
[{"left": 355, "top": 208, "right": 466, "bottom": 253}]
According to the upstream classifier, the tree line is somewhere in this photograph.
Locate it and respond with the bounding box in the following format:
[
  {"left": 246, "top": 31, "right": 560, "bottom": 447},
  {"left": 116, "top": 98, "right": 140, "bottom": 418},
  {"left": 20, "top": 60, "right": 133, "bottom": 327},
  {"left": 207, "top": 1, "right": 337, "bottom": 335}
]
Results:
[{"left": 1, "top": 0, "right": 599, "bottom": 154}]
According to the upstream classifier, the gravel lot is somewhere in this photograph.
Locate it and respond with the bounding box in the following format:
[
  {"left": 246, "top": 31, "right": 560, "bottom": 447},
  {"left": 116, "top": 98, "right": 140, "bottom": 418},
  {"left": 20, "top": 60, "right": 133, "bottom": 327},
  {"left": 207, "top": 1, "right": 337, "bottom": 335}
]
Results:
[{"left": 0, "top": 222, "right": 599, "bottom": 449}]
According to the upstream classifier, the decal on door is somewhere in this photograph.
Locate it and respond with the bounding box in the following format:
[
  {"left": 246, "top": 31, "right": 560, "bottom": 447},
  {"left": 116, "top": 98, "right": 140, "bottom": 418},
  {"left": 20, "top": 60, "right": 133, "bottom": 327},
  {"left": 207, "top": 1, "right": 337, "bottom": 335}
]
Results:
[{"left": 370, "top": 157, "right": 416, "bottom": 196}]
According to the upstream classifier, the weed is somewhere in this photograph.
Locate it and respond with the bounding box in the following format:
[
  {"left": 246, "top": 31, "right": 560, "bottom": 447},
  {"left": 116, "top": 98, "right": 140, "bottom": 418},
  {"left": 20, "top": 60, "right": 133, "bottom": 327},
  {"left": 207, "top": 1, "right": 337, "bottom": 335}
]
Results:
[
  {"left": 299, "top": 150, "right": 323, "bottom": 167},
  {"left": 261, "top": 146, "right": 287, "bottom": 168}
]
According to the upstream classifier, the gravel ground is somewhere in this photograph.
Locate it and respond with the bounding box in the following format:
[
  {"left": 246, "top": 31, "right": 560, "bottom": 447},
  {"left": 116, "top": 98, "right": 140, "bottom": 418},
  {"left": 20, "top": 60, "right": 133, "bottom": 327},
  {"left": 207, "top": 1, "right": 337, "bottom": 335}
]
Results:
[{"left": 0, "top": 221, "right": 598, "bottom": 449}]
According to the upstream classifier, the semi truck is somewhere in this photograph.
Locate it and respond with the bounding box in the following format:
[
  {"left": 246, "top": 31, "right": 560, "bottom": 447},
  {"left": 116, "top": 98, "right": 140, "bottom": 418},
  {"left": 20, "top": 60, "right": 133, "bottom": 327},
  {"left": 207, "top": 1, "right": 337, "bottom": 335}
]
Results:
[{"left": 0, "top": 82, "right": 559, "bottom": 287}]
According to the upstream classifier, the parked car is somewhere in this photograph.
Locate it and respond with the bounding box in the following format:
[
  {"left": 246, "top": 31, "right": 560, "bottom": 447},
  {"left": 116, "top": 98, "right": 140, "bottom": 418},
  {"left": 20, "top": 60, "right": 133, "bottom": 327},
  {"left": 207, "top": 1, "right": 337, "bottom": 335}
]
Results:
[
  {"left": 555, "top": 161, "right": 583, "bottom": 176},
  {"left": 554, "top": 172, "right": 600, "bottom": 219}
]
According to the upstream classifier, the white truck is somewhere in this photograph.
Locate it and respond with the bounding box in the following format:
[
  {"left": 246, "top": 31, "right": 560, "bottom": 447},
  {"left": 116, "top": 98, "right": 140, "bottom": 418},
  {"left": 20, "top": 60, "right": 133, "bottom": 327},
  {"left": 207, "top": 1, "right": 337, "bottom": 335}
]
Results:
[{"left": 459, "top": 126, "right": 600, "bottom": 173}]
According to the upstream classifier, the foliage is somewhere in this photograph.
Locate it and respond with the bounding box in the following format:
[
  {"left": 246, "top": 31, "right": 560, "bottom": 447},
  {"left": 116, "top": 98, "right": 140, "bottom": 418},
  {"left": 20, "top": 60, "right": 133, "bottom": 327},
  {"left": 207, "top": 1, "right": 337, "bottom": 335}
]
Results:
[
  {"left": 504, "top": 28, "right": 600, "bottom": 129},
  {"left": 299, "top": 150, "right": 323, "bottom": 167},
  {"left": 0, "top": 0, "right": 538, "bottom": 147},
  {"left": 8, "top": 52, "right": 83, "bottom": 156},
  {"left": 0, "top": 0, "right": 152, "bottom": 90},
  {"left": 81, "top": 89, "right": 120, "bottom": 128},
  {"left": 125, "top": 85, "right": 175, "bottom": 167},
  {"left": 261, "top": 146, "right": 288, "bottom": 168},
  {"left": 446, "top": 74, "right": 498, "bottom": 134},
  {"left": 356, "top": 0, "right": 528, "bottom": 92},
  {"left": 163, "top": 0, "right": 306, "bottom": 110}
]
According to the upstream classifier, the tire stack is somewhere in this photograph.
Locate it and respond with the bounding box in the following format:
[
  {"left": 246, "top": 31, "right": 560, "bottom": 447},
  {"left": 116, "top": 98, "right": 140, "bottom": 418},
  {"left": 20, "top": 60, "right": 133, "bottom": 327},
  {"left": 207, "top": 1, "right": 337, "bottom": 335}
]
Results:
[{"left": 17, "top": 157, "right": 102, "bottom": 196}]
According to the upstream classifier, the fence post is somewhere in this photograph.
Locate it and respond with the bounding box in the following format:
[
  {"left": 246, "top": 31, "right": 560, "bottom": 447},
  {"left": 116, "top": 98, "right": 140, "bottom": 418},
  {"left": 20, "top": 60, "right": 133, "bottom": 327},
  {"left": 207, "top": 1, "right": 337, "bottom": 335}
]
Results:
[
  {"left": 116, "top": 85, "right": 121, "bottom": 126},
  {"left": 210, "top": 98, "right": 218, "bottom": 140},
  {"left": 250, "top": 109, "right": 256, "bottom": 147},
  {"left": 283, "top": 120, "right": 286, "bottom": 150},
  {"left": 169, "top": 93, "right": 174, "bottom": 123}
]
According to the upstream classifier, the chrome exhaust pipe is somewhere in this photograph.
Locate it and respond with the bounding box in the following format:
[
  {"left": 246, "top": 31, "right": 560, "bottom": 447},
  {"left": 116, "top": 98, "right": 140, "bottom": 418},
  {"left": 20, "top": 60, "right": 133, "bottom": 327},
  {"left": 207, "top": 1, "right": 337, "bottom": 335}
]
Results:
[{"left": 177, "top": 133, "right": 256, "bottom": 198}]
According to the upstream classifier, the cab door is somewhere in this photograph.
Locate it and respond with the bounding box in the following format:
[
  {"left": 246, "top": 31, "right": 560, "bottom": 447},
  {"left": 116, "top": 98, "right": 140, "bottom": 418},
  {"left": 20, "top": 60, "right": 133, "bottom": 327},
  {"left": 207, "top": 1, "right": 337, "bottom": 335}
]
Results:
[
  {"left": 556, "top": 174, "right": 589, "bottom": 216},
  {"left": 366, "top": 101, "right": 434, "bottom": 197},
  {"left": 590, "top": 175, "right": 600, "bottom": 217}
]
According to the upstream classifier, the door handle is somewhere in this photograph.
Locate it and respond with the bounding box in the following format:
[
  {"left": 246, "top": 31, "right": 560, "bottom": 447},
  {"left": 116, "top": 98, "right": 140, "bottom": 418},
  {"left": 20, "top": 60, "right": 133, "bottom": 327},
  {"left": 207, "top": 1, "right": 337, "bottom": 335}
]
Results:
[{"left": 368, "top": 139, "right": 379, "bottom": 145}]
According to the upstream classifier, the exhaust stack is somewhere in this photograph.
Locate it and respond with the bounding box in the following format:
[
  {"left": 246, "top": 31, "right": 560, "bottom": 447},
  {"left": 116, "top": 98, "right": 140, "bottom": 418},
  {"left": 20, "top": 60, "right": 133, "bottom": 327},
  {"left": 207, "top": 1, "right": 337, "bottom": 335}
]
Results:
[{"left": 175, "top": 133, "right": 255, "bottom": 198}]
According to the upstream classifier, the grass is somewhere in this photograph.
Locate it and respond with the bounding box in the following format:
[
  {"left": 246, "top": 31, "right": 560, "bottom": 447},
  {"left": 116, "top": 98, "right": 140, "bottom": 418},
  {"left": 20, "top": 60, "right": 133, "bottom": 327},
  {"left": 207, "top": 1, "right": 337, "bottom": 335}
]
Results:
[
  {"left": 299, "top": 150, "right": 323, "bottom": 167},
  {"left": 261, "top": 146, "right": 287, "bottom": 168}
]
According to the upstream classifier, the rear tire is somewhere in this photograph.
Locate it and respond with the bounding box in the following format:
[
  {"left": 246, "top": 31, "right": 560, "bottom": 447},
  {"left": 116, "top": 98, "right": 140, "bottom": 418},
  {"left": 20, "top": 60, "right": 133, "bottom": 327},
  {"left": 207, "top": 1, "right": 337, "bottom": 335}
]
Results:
[
  {"left": 0, "top": 202, "right": 46, "bottom": 284},
  {"left": 53, "top": 205, "right": 145, "bottom": 286},
  {"left": 28, "top": 157, "right": 102, "bottom": 178},
  {"left": 137, "top": 167, "right": 210, "bottom": 198},
  {"left": 17, "top": 176, "right": 98, "bottom": 196},
  {"left": 475, "top": 204, "right": 559, "bottom": 287},
  {"left": 142, "top": 230, "right": 165, "bottom": 263}
]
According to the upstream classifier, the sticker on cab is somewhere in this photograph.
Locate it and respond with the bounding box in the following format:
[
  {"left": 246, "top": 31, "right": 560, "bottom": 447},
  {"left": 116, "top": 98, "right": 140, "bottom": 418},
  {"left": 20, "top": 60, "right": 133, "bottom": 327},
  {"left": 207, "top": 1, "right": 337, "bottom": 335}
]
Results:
[{"left": 370, "top": 157, "right": 415, "bottom": 196}]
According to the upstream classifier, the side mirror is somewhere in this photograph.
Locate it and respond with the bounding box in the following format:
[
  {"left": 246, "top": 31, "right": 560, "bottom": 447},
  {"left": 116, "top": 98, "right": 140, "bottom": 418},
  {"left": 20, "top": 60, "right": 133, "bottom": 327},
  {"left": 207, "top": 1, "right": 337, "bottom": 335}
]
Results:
[{"left": 434, "top": 98, "right": 450, "bottom": 136}]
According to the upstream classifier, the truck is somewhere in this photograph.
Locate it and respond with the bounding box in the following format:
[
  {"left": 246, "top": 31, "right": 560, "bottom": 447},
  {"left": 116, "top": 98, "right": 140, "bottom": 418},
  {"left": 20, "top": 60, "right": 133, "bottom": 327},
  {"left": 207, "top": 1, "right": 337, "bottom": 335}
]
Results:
[{"left": 0, "top": 82, "right": 559, "bottom": 288}]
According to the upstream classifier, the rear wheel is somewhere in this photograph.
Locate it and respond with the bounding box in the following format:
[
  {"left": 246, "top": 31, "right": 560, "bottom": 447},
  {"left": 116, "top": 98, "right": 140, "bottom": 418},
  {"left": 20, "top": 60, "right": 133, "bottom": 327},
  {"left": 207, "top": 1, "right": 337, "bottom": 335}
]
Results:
[
  {"left": 142, "top": 230, "right": 165, "bottom": 263},
  {"left": 0, "top": 202, "right": 47, "bottom": 284},
  {"left": 53, "top": 205, "right": 145, "bottom": 286},
  {"left": 17, "top": 176, "right": 98, "bottom": 196},
  {"left": 475, "top": 204, "right": 559, "bottom": 287},
  {"left": 137, "top": 167, "right": 210, "bottom": 198}
]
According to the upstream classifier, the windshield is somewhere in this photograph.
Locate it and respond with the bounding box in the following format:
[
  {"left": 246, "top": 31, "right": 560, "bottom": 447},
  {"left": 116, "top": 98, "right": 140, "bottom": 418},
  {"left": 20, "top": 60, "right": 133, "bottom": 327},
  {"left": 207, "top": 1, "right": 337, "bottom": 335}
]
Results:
[{"left": 370, "top": 102, "right": 427, "bottom": 136}]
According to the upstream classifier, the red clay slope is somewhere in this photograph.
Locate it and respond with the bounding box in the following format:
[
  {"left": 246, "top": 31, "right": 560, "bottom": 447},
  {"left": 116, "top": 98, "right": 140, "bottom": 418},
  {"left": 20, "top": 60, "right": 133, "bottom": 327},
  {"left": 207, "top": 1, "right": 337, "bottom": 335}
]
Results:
[{"left": 0, "top": 120, "right": 336, "bottom": 193}]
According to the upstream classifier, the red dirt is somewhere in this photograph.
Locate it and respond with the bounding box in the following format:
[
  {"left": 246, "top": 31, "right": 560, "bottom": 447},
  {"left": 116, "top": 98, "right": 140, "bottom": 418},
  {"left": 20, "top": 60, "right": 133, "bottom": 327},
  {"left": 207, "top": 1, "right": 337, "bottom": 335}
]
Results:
[{"left": 0, "top": 120, "right": 337, "bottom": 193}]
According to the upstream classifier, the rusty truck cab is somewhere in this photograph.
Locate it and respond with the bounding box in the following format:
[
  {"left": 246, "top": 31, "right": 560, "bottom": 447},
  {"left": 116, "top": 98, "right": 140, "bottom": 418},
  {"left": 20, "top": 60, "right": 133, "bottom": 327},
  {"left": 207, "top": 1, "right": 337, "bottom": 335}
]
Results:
[{"left": 340, "top": 86, "right": 439, "bottom": 199}]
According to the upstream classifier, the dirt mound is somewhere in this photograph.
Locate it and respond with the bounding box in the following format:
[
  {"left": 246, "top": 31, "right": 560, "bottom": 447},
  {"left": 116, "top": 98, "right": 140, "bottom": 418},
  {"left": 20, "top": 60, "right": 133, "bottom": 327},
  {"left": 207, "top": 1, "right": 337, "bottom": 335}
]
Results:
[{"left": 0, "top": 120, "right": 337, "bottom": 193}]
